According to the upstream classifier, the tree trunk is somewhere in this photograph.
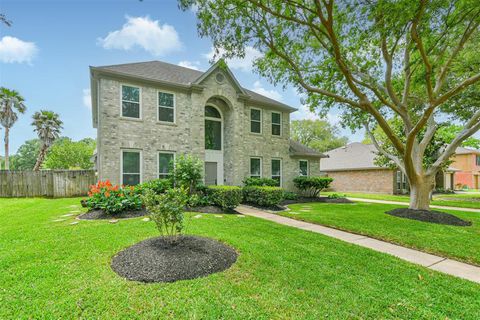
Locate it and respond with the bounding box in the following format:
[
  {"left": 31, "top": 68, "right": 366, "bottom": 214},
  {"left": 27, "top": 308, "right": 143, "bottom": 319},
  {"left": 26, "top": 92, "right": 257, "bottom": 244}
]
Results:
[
  {"left": 33, "top": 146, "right": 47, "bottom": 171},
  {"left": 409, "top": 176, "right": 435, "bottom": 210},
  {"left": 4, "top": 127, "right": 9, "bottom": 170}
]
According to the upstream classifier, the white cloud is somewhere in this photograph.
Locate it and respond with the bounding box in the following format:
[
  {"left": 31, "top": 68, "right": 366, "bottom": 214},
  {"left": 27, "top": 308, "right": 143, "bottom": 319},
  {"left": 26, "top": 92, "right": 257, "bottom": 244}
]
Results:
[
  {"left": 178, "top": 60, "right": 202, "bottom": 71},
  {"left": 98, "top": 16, "right": 182, "bottom": 56},
  {"left": 251, "top": 81, "right": 282, "bottom": 101},
  {"left": 203, "top": 46, "right": 262, "bottom": 72},
  {"left": 83, "top": 89, "right": 91, "bottom": 109},
  {"left": 0, "top": 36, "right": 38, "bottom": 64}
]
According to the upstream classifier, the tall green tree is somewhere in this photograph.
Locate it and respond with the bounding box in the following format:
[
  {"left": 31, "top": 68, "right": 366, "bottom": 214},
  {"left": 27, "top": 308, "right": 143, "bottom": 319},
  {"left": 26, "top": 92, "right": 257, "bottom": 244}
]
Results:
[
  {"left": 0, "top": 87, "right": 26, "bottom": 170},
  {"left": 43, "top": 137, "right": 96, "bottom": 169},
  {"left": 291, "top": 119, "right": 348, "bottom": 152},
  {"left": 12, "top": 139, "right": 41, "bottom": 170},
  {"left": 182, "top": 0, "right": 480, "bottom": 210},
  {"left": 31, "top": 110, "right": 62, "bottom": 171}
]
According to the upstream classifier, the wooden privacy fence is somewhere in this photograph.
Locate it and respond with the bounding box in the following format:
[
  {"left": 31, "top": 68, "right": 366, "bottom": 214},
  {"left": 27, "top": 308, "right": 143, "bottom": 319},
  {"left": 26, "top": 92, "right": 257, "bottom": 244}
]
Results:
[{"left": 0, "top": 170, "right": 96, "bottom": 198}]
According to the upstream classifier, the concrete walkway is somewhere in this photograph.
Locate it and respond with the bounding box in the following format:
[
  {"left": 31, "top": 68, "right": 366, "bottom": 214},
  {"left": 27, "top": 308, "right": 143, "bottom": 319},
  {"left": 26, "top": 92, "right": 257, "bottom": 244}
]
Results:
[
  {"left": 347, "top": 197, "right": 480, "bottom": 213},
  {"left": 236, "top": 205, "right": 480, "bottom": 284}
]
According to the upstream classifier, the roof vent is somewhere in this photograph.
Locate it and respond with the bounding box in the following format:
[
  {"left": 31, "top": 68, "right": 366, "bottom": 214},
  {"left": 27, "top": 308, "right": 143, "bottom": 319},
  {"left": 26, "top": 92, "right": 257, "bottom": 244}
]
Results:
[{"left": 215, "top": 72, "right": 225, "bottom": 83}]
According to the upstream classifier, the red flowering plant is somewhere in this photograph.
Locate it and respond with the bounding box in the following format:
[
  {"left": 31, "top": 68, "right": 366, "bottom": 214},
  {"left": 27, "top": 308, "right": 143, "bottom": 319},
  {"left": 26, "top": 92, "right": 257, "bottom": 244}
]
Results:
[{"left": 84, "top": 180, "right": 142, "bottom": 214}]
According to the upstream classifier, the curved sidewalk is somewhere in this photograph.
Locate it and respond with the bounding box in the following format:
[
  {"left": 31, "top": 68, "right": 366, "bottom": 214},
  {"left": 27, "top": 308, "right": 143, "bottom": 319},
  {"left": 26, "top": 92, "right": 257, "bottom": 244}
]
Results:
[
  {"left": 236, "top": 205, "right": 480, "bottom": 284},
  {"left": 347, "top": 197, "right": 480, "bottom": 213}
]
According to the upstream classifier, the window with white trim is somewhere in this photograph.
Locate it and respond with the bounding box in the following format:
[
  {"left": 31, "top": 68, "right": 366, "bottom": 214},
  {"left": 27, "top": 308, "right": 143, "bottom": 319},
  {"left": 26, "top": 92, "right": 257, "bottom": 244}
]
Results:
[
  {"left": 250, "top": 108, "right": 262, "bottom": 133},
  {"left": 121, "top": 85, "right": 140, "bottom": 118},
  {"left": 299, "top": 160, "right": 309, "bottom": 176},
  {"left": 271, "top": 159, "right": 282, "bottom": 186},
  {"left": 250, "top": 157, "right": 262, "bottom": 178},
  {"left": 158, "top": 152, "right": 174, "bottom": 179},
  {"left": 158, "top": 91, "right": 175, "bottom": 122},
  {"left": 122, "top": 150, "right": 141, "bottom": 185},
  {"left": 271, "top": 112, "right": 281, "bottom": 136}
]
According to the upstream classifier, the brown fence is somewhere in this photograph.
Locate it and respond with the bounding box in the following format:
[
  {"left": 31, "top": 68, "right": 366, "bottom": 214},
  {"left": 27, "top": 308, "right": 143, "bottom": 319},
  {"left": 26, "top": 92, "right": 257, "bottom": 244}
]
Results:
[{"left": 0, "top": 170, "right": 96, "bottom": 198}]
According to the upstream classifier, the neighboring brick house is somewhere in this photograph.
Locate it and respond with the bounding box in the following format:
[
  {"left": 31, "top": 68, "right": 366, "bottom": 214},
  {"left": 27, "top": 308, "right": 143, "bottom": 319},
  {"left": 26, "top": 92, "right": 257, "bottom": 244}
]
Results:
[
  {"left": 450, "top": 147, "right": 480, "bottom": 189},
  {"left": 321, "top": 142, "right": 456, "bottom": 194},
  {"left": 89, "top": 60, "right": 326, "bottom": 190}
]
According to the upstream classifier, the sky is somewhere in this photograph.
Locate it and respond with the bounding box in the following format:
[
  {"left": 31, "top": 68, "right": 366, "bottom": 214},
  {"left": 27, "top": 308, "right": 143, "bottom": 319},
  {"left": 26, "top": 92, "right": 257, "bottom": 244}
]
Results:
[{"left": 0, "top": 0, "right": 355, "bottom": 155}]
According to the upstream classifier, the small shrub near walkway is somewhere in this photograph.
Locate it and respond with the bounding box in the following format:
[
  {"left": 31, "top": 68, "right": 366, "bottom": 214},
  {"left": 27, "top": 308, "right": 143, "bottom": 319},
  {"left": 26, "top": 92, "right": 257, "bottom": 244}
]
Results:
[
  {"left": 243, "top": 186, "right": 285, "bottom": 207},
  {"left": 207, "top": 185, "right": 243, "bottom": 211},
  {"left": 293, "top": 176, "right": 333, "bottom": 197}
]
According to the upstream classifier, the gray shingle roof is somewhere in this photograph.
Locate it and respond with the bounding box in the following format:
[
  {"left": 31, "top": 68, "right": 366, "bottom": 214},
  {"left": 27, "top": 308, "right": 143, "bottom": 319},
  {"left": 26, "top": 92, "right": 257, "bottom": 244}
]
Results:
[
  {"left": 321, "top": 142, "right": 381, "bottom": 171},
  {"left": 91, "top": 60, "right": 296, "bottom": 112},
  {"left": 289, "top": 140, "right": 327, "bottom": 158}
]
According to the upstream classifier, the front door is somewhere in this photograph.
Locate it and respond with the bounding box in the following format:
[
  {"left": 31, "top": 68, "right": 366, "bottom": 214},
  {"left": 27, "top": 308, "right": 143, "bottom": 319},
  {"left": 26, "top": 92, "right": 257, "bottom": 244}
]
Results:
[{"left": 205, "top": 162, "right": 218, "bottom": 185}]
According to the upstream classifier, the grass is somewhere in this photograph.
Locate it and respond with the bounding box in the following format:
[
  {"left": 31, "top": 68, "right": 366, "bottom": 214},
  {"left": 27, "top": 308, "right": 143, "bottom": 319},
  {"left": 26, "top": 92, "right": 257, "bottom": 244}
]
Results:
[
  {"left": 1, "top": 198, "right": 479, "bottom": 319},
  {"left": 280, "top": 202, "right": 480, "bottom": 266},
  {"left": 324, "top": 191, "right": 480, "bottom": 209}
]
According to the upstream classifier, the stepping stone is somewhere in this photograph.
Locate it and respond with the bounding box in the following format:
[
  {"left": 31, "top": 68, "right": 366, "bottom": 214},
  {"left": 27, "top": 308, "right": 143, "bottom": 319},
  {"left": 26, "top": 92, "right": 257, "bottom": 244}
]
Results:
[
  {"left": 289, "top": 212, "right": 300, "bottom": 215},
  {"left": 299, "top": 210, "right": 310, "bottom": 212},
  {"left": 109, "top": 220, "right": 118, "bottom": 224},
  {"left": 193, "top": 214, "right": 202, "bottom": 219},
  {"left": 70, "top": 210, "right": 81, "bottom": 213},
  {"left": 142, "top": 217, "right": 150, "bottom": 222},
  {"left": 52, "top": 219, "right": 66, "bottom": 222},
  {"left": 237, "top": 215, "right": 246, "bottom": 218},
  {"left": 68, "top": 205, "right": 79, "bottom": 208},
  {"left": 60, "top": 213, "right": 74, "bottom": 217},
  {"left": 214, "top": 215, "right": 223, "bottom": 218},
  {"left": 69, "top": 221, "right": 79, "bottom": 225}
]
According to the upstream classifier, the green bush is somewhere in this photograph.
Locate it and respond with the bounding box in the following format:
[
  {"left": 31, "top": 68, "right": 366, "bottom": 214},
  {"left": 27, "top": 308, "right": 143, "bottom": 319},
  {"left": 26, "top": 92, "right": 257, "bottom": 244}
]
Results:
[
  {"left": 135, "top": 179, "right": 173, "bottom": 194},
  {"left": 243, "top": 186, "right": 285, "bottom": 207},
  {"left": 283, "top": 191, "right": 299, "bottom": 200},
  {"left": 293, "top": 176, "right": 333, "bottom": 197},
  {"left": 243, "top": 177, "right": 279, "bottom": 187},
  {"left": 171, "top": 154, "right": 203, "bottom": 195},
  {"left": 85, "top": 180, "right": 142, "bottom": 214},
  {"left": 327, "top": 193, "right": 345, "bottom": 199},
  {"left": 207, "top": 185, "right": 243, "bottom": 210},
  {"left": 141, "top": 188, "right": 188, "bottom": 242}
]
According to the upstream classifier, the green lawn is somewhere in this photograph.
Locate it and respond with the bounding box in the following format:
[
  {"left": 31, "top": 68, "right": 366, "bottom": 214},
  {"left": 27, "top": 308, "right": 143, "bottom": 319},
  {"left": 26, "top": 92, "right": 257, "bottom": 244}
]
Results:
[
  {"left": 1, "top": 198, "right": 479, "bottom": 319},
  {"left": 324, "top": 191, "right": 480, "bottom": 209},
  {"left": 280, "top": 202, "right": 480, "bottom": 266}
]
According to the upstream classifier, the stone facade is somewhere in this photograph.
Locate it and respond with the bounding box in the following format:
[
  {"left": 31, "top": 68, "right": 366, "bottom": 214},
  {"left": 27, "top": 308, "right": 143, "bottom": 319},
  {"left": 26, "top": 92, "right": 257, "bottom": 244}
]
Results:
[
  {"left": 326, "top": 169, "right": 395, "bottom": 194},
  {"left": 94, "top": 65, "right": 320, "bottom": 191}
]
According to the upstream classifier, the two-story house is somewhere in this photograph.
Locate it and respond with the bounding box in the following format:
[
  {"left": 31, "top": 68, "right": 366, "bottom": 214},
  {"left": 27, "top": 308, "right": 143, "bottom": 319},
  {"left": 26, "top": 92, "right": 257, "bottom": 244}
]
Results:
[
  {"left": 451, "top": 147, "right": 480, "bottom": 189},
  {"left": 89, "top": 60, "right": 325, "bottom": 190}
]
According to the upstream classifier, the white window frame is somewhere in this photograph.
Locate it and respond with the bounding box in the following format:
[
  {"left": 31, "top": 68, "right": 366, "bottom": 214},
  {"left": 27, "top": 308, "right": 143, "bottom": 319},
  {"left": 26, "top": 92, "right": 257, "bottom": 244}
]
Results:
[
  {"left": 120, "top": 149, "right": 142, "bottom": 185},
  {"left": 271, "top": 111, "right": 282, "bottom": 136},
  {"left": 157, "top": 90, "right": 176, "bottom": 124},
  {"left": 250, "top": 107, "right": 262, "bottom": 134},
  {"left": 205, "top": 105, "right": 223, "bottom": 151},
  {"left": 299, "top": 159, "right": 309, "bottom": 176},
  {"left": 120, "top": 84, "right": 142, "bottom": 119},
  {"left": 158, "top": 151, "right": 176, "bottom": 179},
  {"left": 271, "top": 158, "right": 282, "bottom": 187},
  {"left": 250, "top": 157, "right": 262, "bottom": 178}
]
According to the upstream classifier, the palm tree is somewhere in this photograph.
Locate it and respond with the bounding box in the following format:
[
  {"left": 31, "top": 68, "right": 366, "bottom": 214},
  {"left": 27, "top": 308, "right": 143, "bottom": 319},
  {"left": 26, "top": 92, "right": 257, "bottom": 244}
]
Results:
[
  {"left": 0, "top": 87, "right": 26, "bottom": 170},
  {"left": 32, "top": 110, "right": 63, "bottom": 171}
]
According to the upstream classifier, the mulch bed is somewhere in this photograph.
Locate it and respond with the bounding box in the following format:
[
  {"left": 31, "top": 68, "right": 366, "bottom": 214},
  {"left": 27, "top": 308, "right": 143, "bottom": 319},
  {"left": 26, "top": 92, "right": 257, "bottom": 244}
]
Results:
[
  {"left": 111, "top": 235, "right": 238, "bottom": 283},
  {"left": 386, "top": 208, "right": 472, "bottom": 226},
  {"left": 78, "top": 209, "right": 148, "bottom": 220},
  {"left": 186, "top": 205, "right": 237, "bottom": 214},
  {"left": 281, "top": 196, "right": 353, "bottom": 206}
]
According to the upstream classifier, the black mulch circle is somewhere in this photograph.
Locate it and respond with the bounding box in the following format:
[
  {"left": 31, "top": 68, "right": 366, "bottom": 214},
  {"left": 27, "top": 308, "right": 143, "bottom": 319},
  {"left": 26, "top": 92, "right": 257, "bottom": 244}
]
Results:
[
  {"left": 78, "top": 209, "right": 147, "bottom": 220},
  {"left": 386, "top": 208, "right": 472, "bottom": 226},
  {"left": 111, "top": 236, "right": 238, "bottom": 283}
]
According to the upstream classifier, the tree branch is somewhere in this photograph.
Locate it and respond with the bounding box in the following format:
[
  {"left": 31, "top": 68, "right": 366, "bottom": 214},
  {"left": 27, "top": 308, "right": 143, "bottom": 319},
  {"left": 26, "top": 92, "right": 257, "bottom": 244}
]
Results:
[{"left": 365, "top": 122, "right": 405, "bottom": 172}]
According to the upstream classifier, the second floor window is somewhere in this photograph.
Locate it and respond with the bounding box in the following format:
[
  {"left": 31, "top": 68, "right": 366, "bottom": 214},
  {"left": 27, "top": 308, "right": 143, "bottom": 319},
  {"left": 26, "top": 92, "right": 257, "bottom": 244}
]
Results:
[
  {"left": 250, "top": 108, "right": 262, "bottom": 133},
  {"left": 272, "top": 112, "right": 281, "bottom": 136},
  {"left": 158, "top": 92, "right": 175, "bottom": 122},
  {"left": 121, "top": 85, "right": 140, "bottom": 118}
]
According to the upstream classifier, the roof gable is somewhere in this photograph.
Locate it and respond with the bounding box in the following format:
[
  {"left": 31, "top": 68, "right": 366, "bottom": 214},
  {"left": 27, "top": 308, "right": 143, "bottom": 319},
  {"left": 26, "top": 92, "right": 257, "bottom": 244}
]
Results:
[{"left": 192, "top": 60, "right": 247, "bottom": 96}]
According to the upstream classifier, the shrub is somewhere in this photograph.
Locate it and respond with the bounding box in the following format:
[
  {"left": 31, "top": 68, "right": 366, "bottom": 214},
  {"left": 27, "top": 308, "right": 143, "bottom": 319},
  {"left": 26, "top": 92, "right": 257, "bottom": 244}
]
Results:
[
  {"left": 135, "top": 178, "right": 173, "bottom": 194},
  {"left": 327, "top": 193, "right": 345, "bottom": 199},
  {"left": 243, "top": 186, "right": 285, "bottom": 207},
  {"left": 85, "top": 180, "right": 142, "bottom": 214},
  {"left": 243, "top": 177, "right": 279, "bottom": 187},
  {"left": 187, "top": 193, "right": 213, "bottom": 207},
  {"left": 207, "top": 185, "right": 243, "bottom": 210},
  {"left": 293, "top": 176, "right": 333, "bottom": 197},
  {"left": 171, "top": 154, "right": 203, "bottom": 195},
  {"left": 283, "top": 191, "right": 298, "bottom": 200},
  {"left": 141, "top": 188, "right": 188, "bottom": 242}
]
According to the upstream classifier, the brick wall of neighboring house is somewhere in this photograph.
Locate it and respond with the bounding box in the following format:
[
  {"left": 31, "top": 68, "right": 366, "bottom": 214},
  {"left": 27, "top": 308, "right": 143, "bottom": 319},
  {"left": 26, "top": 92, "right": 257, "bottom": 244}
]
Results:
[
  {"left": 450, "top": 153, "right": 480, "bottom": 189},
  {"left": 325, "top": 169, "right": 395, "bottom": 194}
]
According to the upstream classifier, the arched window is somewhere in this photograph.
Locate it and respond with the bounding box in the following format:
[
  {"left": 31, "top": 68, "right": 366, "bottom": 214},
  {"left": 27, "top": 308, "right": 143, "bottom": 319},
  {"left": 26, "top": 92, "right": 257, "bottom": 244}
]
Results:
[
  {"left": 205, "top": 105, "right": 221, "bottom": 118},
  {"left": 205, "top": 105, "right": 222, "bottom": 150}
]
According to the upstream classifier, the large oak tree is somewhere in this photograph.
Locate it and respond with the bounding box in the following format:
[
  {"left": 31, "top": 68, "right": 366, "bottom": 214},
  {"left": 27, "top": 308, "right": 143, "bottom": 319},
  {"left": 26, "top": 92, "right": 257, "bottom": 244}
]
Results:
[{"left": 181, "top": 0, "right": 480, "bottom": 210}]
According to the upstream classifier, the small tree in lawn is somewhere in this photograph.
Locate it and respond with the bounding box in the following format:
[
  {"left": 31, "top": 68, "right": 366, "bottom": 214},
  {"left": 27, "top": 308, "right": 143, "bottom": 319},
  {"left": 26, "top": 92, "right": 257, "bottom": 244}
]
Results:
[
  {"left": 142, "top": 188, "right": 189, "bottom": 243},
  {"left": 0, "top": 87, "right": 26, "bottom": 170},
  {"left": 32, "top": 110, "right": 63, "bottom": 171},
  {"left": 181, "top": 0, "right": 480, "bottom": 211}
]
